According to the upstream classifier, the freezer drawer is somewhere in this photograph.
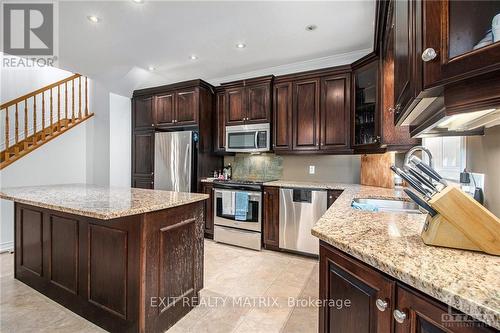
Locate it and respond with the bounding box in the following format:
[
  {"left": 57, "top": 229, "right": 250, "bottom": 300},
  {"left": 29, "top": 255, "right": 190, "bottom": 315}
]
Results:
[{"left": 279, "top": 188, "right": 327, "bottom": 255}]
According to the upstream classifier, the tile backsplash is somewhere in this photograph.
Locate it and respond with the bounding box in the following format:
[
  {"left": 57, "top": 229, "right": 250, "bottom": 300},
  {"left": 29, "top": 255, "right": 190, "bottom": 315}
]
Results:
[{"left": 227, "top": 154, "right": 283, "bottom": 181}]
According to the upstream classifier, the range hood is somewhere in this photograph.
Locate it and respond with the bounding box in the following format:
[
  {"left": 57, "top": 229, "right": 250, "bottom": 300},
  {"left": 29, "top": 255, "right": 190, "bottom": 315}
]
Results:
[{"left": 413, "top": 107, "right": 500, "bottom": 138}]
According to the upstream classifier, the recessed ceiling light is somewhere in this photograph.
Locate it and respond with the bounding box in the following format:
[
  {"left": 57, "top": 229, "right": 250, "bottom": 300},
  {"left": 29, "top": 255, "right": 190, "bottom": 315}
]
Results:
[
  {"left": 236, "top": 43, "right": 246, "bottom": 49},
  {"left": 148, "top": 66, "right": 155, "bottom": 71},
  {"left": 189, "top": 55, "right": 198, "bottom": 60},
  {"left": 132, "top": 0, "right": 144, "bottom": 3},
  {"left": 305, "top": 24, "right": 317, "bottom": 31},
  {"left": 87, "top": 15, "right": 100, "bottom": 23}
]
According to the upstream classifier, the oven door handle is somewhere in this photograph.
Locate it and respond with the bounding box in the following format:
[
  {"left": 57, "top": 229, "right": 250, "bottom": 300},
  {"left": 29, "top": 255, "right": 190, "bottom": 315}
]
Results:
[{"left": 254, "top": 131, "right": 258, "bottom": 149}]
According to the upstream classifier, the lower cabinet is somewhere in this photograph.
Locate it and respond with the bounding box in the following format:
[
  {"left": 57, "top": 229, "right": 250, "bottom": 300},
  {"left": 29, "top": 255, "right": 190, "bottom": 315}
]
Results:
[
  {"left": 201, "top": 182, "right": 214, "bottom": 239},
  {"left": 319, "top": 241, "right": 496, "bottom": 333},
  {"left": 263, "top": 186, "right": 280, "bottom": 249}
]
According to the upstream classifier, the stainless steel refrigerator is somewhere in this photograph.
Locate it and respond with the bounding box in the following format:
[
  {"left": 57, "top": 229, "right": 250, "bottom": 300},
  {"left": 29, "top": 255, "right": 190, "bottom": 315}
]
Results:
[{"left": 154, "top": 131, "right": 197, "bottom": 192}]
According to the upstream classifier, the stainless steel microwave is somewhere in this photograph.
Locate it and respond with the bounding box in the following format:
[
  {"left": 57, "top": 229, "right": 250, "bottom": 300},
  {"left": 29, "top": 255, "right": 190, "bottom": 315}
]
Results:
[{"left": 225, "top": 123, "right": 270, "bottom": 153}]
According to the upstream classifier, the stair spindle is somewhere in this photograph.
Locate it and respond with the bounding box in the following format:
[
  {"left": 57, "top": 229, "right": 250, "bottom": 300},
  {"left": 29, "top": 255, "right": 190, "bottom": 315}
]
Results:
[
  {"left": 5, "top": 106, "right": 9, "bottom": 161},
  {"left": 79, "top": 76, "right": 82, "bottom": 119},
  {"left": 58, "top": 85, "right": 61, "bottom": 130},
  {"left": 72, "top": 79, "right": 75, "bottom": 123},
  {"left": 42, "top": 92, "right": 46, "bottom": 140},
  {"left": 24, "top": 100, "right": 28, "bottom": 149},
  {"left": 85, "top": 77, "right": 89, "bottom": 116},
  {"left": 65, "top": 82, "right": 68, "bottom": 122},
  {"left": 15, "top": 104, "right": 19, "bottom": 144},
  {"left": 50, "top": 88, "right": 53, "bottom": 135},
  {"left": 33, "top": 96, "right": 37, "bottom": 146}
]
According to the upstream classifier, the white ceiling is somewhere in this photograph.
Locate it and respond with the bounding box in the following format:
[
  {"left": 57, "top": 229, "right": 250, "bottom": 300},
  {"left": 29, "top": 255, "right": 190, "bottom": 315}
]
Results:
[{"left": 57, "top": 1, "right": 375, "bottom": 96}]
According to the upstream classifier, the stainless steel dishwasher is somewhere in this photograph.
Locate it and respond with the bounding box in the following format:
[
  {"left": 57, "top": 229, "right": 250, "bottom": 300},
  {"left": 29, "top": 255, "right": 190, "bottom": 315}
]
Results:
[{"left": 279, "top": 188, "right": 327, "bottom": 255}]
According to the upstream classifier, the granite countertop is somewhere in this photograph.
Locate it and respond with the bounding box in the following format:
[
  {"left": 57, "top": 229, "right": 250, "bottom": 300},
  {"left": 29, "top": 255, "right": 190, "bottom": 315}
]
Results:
[
  {"left": 0, "top": 184, "right": 209, "bottom": 220},
  {"left": 303, "top": 182, "right": 500, "bottom": 329}
]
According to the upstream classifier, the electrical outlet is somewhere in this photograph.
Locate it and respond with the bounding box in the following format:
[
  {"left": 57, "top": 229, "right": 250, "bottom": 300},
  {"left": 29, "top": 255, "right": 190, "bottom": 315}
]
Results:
[{"left": 309, "top": 165, "right": 315, "bottom": 175}]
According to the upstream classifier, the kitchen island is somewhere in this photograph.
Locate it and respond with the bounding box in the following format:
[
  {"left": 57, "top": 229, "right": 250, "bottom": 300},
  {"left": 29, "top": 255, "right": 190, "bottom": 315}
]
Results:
[{"left": 0, "top": 184, "right": 208, "bottom": 333}]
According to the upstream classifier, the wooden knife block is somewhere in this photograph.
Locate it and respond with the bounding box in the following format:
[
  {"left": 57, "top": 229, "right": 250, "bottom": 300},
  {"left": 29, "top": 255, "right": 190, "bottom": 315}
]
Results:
[{"left": 420, "top": 186, "right": 500, "bottom": 256}]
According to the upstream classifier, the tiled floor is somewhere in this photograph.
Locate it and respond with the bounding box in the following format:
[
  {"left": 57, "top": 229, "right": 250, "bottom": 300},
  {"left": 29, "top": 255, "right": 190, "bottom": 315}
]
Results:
[{"left": 0, "top": 240, "right": 319, "bottom": 332}]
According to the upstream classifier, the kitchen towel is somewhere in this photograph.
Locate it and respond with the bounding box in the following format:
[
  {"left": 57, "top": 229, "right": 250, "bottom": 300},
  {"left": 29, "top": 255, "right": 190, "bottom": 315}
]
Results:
[
  {"left": 222, "top": 191, "right": 235, "bottom": 216},
  {"left": 351, "top": 201, "right": 379, "bottom": 212},
  {"left": 235, "top": 192, "right": 249, "bottom": 221}
]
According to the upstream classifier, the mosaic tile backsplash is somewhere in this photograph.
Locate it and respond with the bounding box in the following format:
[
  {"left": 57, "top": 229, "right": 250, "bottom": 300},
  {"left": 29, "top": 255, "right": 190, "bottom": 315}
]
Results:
[{"left": 231, "top": 153, "right": 283, "bottom": 181}]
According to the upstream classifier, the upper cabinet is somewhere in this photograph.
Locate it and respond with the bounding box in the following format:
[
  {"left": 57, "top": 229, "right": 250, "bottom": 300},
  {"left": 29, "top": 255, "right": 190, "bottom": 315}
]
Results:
[
  {"left": 154, "top": 87, "right": 199, "bottom": 127},
  {"left": 132, "top": 96, "right": 155, "bottom": 130},
  {"left": 385, "top": 0, "right": 500, "bottom": 137},
  {"left": 220, "top": 75, "right": 273, "bottom": 126},
  {"left": 273, "top": 68, "right": 353, "bottom": 154}
]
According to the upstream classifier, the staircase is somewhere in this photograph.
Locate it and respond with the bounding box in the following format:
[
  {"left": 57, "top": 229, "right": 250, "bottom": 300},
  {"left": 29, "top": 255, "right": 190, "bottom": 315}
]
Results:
[{"left": 1, "top": 74, "right": 94, "bottom": 169}]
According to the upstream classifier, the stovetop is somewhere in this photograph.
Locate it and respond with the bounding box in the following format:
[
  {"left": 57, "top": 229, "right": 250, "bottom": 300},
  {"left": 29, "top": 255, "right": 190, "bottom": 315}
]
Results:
[
  {"left": 213, "top": 179, "right": 266, "bottom": 185},
  {"left": 212, "top": 179, "right": 276, "bottom": 191}
]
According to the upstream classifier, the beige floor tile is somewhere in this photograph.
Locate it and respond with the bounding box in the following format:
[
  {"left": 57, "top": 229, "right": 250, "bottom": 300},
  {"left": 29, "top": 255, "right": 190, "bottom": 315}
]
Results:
[{"left": 1, "top": 241, "right": 319, "bottom": 333}]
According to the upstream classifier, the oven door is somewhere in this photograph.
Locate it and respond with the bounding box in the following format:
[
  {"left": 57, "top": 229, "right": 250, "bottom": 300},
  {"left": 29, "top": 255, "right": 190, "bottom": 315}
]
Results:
[
  {"left": 214, "top": 189, "right": 262, "bottom": 232},
  {"left": 225, "top": 124, "right": 270, "bottom": 152}
]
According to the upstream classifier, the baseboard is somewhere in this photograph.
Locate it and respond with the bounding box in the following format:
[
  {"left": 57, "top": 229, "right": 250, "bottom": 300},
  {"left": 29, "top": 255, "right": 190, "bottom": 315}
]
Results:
[{"left": 0, "top": 241, "right": 14, "bottom": 253}]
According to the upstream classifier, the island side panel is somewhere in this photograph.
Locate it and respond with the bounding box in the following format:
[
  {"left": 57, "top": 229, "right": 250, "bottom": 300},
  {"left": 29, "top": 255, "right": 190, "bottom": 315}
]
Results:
[
  {"left": 141, "top": 200, "right": 205, "bottom": 333},
  {"left": 14, "top": 202, "right": 142, "bottom": 333}
]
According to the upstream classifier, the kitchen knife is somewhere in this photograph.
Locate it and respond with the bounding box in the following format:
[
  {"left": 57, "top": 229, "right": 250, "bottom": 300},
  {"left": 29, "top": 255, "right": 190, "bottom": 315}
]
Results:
[
  {"left": 410, "top": 156, "right": 448, "bottom": 186},
  {"left": 390, "top": 165, "right": 432, "bottom": 199},
  {"left": 407, "top": 167, "right": 438, "bottom": 193},
  {"left": 404, "top": 188, "right": 437, "bottom": 217}
]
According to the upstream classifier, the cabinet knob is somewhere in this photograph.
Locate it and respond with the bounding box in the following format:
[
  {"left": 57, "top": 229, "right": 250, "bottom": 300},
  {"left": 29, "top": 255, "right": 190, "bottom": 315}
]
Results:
[
  {"left": 375, "top": 298, "right": 388, "bottom": 312},
  {"left": 151, "top": 124, "right": 154, "bottom": 127},
  {"left": 375, "top": 136, "right": 381, "bottom": 143},
  {"left": 422, "top": 48, "right": 437, "bottom": 62},
  {"left": 393, "top": 309, "right": 407, "bottom": 324}
]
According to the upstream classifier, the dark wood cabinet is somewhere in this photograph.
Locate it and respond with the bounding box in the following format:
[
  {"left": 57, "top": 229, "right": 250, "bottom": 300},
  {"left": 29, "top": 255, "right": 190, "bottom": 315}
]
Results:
[
  {"left": 293, "top": 78, "right": 321, "bottom": 151},
  {"left": 226, "top": 88, "right": 246, "bottom": 125},
  {"left": 273, "top": 67, "right": 353, "bottom": 154},
  {"left": 273, "top": 82, "right": 293, "bottom": 151},
  {"left": 214, "top": 89, "right": 227, "bottom": 153},
  {"left": 263, "top": 186, "right": 279, "bottom": 250},
  {"left": 176, "top": 88, "right": 199, "bottom": 125},
  {"left": 246, "top": 83, "right": 271, "bottom": 123},
  {"left": 394, "top": 284, "right": 494, "bottom": 333},
  {"left": 155, "top": 93, "right": 175, "bottom": 125},
  {"left": 319, "top": 241, "right": 496, "bottom": 333},
  {"left": 320, "top": 241, "right": 395, "bottom": 333},
  {"left": 131, "top": 131, "right": 154, "bottom": 178},
  {"left": 221, "top": 76, "right": 273, "bottom": 127},
  {"left": 132, "top": 79, "right": 222, "bottom": 190},
  {"left": 132, "top": 177, "right": 154, "bottom": 189},
  {"left": 321, "top": 75, "right": 351, "bottom": 152},
  {"left": 133, "top": 96, "right": 154, "bottom": 130},
  {"left": 327, "top": 190, "right": 343, "bottom": 208},
  {"left": 201, "top": 182, "right": 214, "bottom": 238}
]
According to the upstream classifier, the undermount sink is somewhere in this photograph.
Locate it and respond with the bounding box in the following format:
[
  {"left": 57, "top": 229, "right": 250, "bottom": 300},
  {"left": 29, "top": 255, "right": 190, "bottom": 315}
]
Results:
[{"left": 352, "top": 198, "right": 422, "bottom": 214}]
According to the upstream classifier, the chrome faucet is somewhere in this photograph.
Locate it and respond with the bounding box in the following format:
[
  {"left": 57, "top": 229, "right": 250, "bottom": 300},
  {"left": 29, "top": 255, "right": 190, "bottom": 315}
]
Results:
[{"left": 404, "top": 146, "right": 433, "bottom": 171}]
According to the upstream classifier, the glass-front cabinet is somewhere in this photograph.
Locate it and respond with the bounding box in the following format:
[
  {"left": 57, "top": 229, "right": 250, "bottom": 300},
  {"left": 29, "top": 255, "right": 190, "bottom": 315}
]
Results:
[
  {"left": 352, "top": 60, "right": 380, "bottom": 147},
  {"left": 423, "top": 0, "right": 500, "bottom": 87}
]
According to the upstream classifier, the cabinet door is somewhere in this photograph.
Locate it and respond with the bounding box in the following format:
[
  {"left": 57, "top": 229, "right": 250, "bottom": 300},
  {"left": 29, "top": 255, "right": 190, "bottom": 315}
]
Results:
[
  {"left": 273, "top": 82, "right": 293, "bottom": 151},
  {"left": 321, "top": 75, "right": 350, "bottom": 151},
  {"left": 214, "top": 91, "right": 226, "bottom": 152},
  {"left": 319, "top": 242, "right": 394, "bottom": 333},
  {"left": 202, "top": 183, "right": 214, "bottom": 238},
  {"left": 246, "top": 84, "right": 270, "bottom": 123},
  {"left": 394, "top": 284, "right": 494, "bottom": 333},
  {"left": 132, "top": 131, "right": 154, "bottom": 177},
  {"left": 155, "top": 93, "right": 175, "bottom": 125},
  {"left": 133, "top": 96, "right": 154, "bottom": 130},
  {"left": 293, "top": 79, "right": 320, "bottom": 151},
  {"left": 132, "top": 177, "right": 154, "bottom": 189},
  {"left": 263, "top": 187, "right": 279, "bottom": 249},
  {"left": 226, "top": 88, "right": 246, "bottom": 125},
  {"left": 393, "top": 0, "right": 415, "bottom": 119},
  {"left": 327, "top": 190, "right": 343, "bottom": 208},
  {"left": 176, "top": 88, "right": 198, "bottom": 125}
]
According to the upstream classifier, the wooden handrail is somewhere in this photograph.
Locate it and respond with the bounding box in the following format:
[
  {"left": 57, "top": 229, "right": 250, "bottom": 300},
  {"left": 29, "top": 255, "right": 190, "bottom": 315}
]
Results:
[{"left": 0, "top": 73, "right": 81, "bottom": 110}]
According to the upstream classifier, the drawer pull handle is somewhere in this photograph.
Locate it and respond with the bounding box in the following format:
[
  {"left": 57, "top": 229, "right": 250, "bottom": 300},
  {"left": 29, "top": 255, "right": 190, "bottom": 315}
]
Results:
[
  {"left": 393, "top": 309, "right": 407, "bottom": 323},
  {"left": 375, "top": 298, "right": 388, "bottom": 312}
]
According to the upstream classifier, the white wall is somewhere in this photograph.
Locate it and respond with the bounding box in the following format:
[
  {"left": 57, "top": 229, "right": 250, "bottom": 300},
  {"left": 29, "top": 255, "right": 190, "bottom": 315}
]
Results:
[
  {"left": 0, "top": 123, "right": 88, "bottom": 251},
  {"left": 109, "top": 93, "right": 131, "bottom": 187}
]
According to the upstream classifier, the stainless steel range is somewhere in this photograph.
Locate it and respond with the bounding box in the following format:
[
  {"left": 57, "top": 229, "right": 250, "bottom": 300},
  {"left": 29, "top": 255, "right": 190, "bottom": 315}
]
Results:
[{"left": 212, "top": 180, "right": 264, "bottom": 250}]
